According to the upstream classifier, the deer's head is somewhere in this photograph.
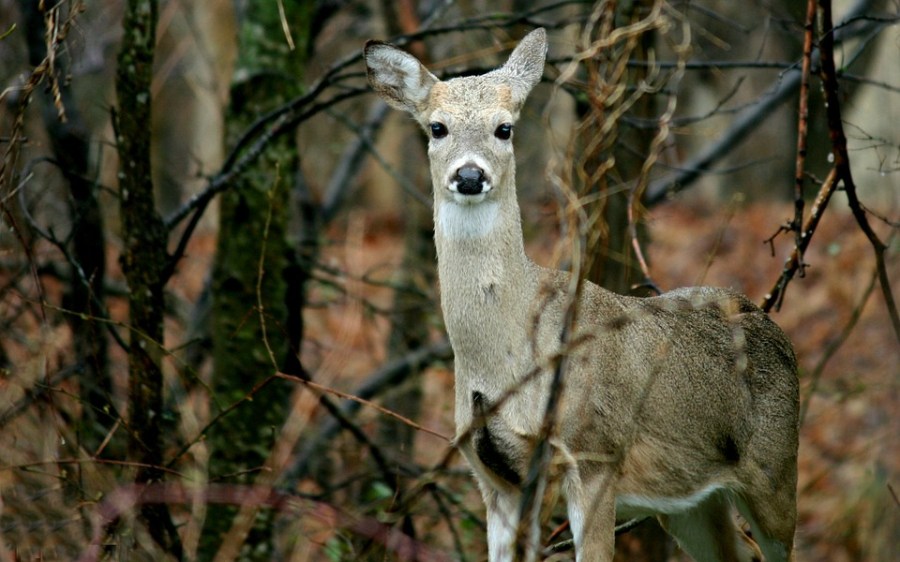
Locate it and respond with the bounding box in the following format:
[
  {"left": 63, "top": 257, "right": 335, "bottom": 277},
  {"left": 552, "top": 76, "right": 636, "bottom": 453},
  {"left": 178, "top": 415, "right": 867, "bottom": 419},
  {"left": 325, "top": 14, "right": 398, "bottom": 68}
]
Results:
[{"left": 364, "top": 29, "right": 547, "bottom": 208}]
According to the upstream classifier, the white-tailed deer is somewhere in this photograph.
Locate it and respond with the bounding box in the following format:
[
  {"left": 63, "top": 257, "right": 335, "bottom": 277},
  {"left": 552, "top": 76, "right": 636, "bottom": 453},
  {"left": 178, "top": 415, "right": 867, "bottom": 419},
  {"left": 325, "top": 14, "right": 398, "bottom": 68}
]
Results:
[{"left": 365, "top": 29, "right": 799, "bottom": 562}]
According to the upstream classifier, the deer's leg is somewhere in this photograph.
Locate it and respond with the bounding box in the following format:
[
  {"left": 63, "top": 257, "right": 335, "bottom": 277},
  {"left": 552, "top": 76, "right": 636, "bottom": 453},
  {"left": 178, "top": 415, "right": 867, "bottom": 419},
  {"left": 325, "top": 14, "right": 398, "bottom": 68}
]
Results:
[
  {"left": 658, "top": 489, "right": 761, "bottom": 562},
  {"left": 483, "top": 486, "right": 520, "bottom": 562},
  {"left": 565, "top": 470, "right": 616, "bottom": 562}
]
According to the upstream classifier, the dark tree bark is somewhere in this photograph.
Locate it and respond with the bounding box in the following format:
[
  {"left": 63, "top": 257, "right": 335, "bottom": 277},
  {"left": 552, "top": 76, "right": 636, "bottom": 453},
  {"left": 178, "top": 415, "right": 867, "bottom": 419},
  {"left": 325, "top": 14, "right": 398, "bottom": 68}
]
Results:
[
  {"left": 19, "top": 0, "right": 111, "bottom": 452},
  {"left": 204, "top": 2, "right": 313, "bottom": 557},
  {"left": 114, "top": 0, "right": 180, "bottom": 555}
]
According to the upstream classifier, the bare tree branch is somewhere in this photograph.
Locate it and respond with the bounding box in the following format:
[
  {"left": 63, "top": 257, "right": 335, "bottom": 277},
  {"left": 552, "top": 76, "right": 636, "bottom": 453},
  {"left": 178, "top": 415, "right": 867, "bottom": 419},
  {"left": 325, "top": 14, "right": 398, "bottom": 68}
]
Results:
[
  {"left": 790, "top": 0, "right": 819, "bottom": 268},
  {"left": 817, "top": 0, "right": 900, "bottom": 344},
  {"left": 761, "top": 168, "right": 840, "bottom": 312},
  {"left": 284, "top": 340, "right": 453, "bottom": 482},
  {"left": 643, "top": 0, "right": 883, "bottom": 206}
]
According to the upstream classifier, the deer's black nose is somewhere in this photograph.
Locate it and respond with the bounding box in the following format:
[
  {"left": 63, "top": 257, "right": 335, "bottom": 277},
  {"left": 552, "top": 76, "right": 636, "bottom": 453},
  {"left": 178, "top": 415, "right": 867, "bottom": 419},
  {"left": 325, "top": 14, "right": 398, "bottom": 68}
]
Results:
[{"left": 455, "top": 165, "right": 485, "bottom": 195}]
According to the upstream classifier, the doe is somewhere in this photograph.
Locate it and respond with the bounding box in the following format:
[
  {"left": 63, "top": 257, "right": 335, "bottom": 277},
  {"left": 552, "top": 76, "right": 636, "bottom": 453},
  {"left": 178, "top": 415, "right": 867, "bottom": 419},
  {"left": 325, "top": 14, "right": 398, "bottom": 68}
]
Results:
[{"left": 364, "top": 28, "right": 798, "bottom": 562}]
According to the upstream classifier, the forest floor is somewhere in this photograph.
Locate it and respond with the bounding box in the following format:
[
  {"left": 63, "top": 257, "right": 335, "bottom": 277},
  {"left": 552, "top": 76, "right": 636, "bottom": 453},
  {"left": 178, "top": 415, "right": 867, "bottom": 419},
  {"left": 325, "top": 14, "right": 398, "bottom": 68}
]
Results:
[{"left": 0, "top": 196, "right": 896, "bottom": 561}]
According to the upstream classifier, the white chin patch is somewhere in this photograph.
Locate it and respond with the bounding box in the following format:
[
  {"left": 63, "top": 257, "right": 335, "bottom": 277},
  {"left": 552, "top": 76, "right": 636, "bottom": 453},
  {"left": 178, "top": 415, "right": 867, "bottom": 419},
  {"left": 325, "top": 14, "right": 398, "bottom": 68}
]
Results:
[
  {"left": 448, "top": 188, "right": 489, "bottom": 204},
  {"left": 447, "top": 183, "right": 492, "bottom": 203},
  {"left": 437, "top": 200, "right": 499, "bottom": 239}
]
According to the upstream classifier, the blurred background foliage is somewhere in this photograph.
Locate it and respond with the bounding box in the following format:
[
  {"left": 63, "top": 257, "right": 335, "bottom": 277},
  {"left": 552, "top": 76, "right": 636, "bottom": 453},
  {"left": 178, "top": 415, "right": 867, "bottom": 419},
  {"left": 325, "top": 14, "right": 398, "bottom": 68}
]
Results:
[{"left": 0, "top": 0, "right": 897, "bottom": 560}]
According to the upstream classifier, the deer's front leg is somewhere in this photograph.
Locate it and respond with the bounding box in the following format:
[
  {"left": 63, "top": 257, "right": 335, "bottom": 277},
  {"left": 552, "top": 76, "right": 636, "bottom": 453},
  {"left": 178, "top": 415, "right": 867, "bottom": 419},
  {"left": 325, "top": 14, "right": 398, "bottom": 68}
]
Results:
[
  {"left": 483, "top": 487, "right": 520, "bottom": 562},
  {"left": 566, "top": 470, "right": 616, "bottom": 562}
]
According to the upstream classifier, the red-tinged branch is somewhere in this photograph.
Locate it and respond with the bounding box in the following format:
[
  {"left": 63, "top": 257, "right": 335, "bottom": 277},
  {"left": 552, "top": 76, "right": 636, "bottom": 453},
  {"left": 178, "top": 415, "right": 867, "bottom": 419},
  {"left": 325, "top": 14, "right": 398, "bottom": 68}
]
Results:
[
  {"left": 77, "top": 483, "right": 453, "bottom": 562},
  {"left": 792, "top": 0, "right": 818, "bottom": 259},
  {"left": 762, "top": 167, "right": 839, "bottom": 312},
  {"left": 274, "top": 372, "right": 451, "bottom": 442}
]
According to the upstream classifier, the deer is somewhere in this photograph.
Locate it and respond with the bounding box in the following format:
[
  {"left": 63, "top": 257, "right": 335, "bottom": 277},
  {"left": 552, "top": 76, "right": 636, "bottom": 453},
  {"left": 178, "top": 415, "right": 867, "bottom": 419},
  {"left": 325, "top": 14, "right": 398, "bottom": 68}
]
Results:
[{"left": 364, "top": 28, "right": 799, "bottom": 562}]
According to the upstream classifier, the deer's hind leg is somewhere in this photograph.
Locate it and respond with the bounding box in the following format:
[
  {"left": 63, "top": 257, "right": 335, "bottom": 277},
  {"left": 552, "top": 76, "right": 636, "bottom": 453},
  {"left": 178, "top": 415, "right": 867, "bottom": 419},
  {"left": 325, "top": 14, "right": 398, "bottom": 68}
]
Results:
[{"left": 657, "top": 488, "right": 762, "bottom": 562}]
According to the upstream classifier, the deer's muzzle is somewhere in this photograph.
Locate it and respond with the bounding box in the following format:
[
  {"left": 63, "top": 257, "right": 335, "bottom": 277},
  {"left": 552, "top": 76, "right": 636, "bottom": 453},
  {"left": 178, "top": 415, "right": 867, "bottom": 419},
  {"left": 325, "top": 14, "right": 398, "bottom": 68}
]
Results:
[{"left": 454, "top": 165, "right": 486, "bottom": 195}]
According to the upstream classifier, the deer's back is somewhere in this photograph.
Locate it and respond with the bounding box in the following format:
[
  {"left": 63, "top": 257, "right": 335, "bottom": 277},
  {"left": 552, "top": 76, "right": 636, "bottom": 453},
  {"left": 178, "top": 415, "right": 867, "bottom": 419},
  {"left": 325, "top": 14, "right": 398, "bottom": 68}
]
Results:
[{"left": 534, "top": 272, "right": 798, "bottom": 486}]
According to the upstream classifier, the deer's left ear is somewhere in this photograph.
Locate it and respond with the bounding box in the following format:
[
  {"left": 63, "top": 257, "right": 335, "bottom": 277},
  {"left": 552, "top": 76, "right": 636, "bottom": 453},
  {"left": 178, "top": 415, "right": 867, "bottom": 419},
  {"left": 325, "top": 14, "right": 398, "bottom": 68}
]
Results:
[
  {"left": 364, "top": 40, "right": 439, "bottom": 114},
  {"left": 500, "top": 28, "right": 547, "bottom": 107}
]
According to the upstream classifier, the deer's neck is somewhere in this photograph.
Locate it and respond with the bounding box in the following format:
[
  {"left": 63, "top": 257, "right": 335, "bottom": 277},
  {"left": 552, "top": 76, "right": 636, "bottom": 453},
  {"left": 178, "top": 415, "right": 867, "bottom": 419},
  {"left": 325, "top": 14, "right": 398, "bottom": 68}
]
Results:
[{"left": 433, "top": 193, "right": 537, "bottom": 383}]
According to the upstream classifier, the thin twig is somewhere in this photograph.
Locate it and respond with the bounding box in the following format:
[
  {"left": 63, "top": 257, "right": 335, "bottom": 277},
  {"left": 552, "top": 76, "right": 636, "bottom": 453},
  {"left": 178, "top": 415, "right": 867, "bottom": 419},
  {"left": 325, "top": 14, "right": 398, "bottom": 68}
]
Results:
[
  {"left": 799, "top": 256, "right": 882, "bottom": 426},
  {"left": 16, "top": 158, "right": 128, "bottom": 351},
  {"left": 696, "top": 193, "right": 744, "bottom": 286},
  {"left": 257, "top": 168, "right": 280, "bottom": 371},
  {"left": 166, "top": 374, "right": 281, "bottom": 468},
  {"left": 0, "top": 364, "right": 81, "bottom": 428},
  {"left": 790, "top": 0, "right": 818, "bottom": 271},
  {"left": 761, "top": 167, "right": 839, "bottom": 312},
  {"left": 274, "top": 372, "right": 450, "bottom": 442},
  {"left": 643, "top": 0, "right": 883, "bottom": 206},
  {"left": 628, "top": 11, "right": 691, "bottom": 294},
  {"left": 284, "top": 340, "right": 452, "bottom": 483}
]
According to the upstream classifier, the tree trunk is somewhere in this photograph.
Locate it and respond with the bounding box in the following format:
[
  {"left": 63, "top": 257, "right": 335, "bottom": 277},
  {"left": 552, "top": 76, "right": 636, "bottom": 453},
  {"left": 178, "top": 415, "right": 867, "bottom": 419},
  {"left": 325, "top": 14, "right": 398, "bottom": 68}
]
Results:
[
  {"left": 204, "top": 2, "right": 312, "bottom": 557},
  {"left": 115, "top": 0, "right": 180, "bottom": 555}
]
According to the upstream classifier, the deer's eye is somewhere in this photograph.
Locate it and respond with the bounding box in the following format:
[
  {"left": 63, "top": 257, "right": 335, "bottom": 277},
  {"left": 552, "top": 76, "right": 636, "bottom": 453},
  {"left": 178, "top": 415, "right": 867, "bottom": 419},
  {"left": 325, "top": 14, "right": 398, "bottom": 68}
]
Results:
[
  {"left": 494, "top": 123, "right": 513, "bottom": 140},
  {"left": 430, "top": 122, "right": 448, "bottom": 139}
]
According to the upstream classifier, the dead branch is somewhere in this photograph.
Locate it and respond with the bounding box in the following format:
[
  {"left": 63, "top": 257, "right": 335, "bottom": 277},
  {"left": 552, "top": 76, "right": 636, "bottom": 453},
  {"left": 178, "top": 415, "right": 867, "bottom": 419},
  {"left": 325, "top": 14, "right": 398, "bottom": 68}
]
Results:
[
  {"left": 761, "top": 167, "right": 840, "bottom": 312},
  {"left": 818, "top": 0, "right": 900, "bottom": 344},
  {"left": 284, "top": 340, "right": 453, "bottom": 482},
  {"left": 790, "top": 0, "right": 818, "bottom": 269},
  {"left": 274, "top": 372, "right": 450, "bottom": 442}
]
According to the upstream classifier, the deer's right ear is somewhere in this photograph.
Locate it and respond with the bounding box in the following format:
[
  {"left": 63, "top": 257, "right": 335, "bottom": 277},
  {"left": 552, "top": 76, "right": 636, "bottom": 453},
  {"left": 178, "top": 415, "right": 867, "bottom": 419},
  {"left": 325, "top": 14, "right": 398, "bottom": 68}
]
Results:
[
  {"left": 364, "top": 41, "right": 438, "bottom": 114},
  {"left": 500, "top": 28, "right": 547, "bottom": 108}
]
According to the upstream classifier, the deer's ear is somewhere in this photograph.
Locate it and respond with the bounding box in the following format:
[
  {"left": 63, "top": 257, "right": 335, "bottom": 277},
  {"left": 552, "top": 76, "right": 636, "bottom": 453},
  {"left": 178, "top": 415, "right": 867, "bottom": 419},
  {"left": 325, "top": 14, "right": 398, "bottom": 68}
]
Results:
[
  {"left": 364, "top": 41, "right": 439, "bottom": 114},
  {"left": 500, "top": 28, "right": 547, "bottom": 107}
]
